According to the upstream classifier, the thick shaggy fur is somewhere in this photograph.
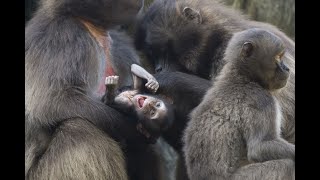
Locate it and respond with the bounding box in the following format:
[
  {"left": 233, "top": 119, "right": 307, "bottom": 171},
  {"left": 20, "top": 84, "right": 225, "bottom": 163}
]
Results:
[{"left": 25, "top": 0, "right": 144, "bottom": 179}]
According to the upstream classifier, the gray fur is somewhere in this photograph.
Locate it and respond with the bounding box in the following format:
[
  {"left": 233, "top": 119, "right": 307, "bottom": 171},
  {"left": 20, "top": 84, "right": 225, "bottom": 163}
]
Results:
[
  {"left": 25, "top": 0, "right": 144, "bottom": 179},
  {"left": 183, "top": 29, "right": 295, "bottom": 180}
]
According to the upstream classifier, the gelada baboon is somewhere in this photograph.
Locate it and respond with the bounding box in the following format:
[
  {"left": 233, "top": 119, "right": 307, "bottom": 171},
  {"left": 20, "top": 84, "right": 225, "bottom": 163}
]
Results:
[
  {"left": 135, "top": 0, "right": 295, "bottom": 144},
  {"left": 102, "top": 64, "right": 211, "bottom": 180},
  {"left": 183, "top": 28, "right": 295, "bottom": 180},
  {"left": 103, "top": 64, "right": 174, "bottom": 144},
  {"left": 103, "top": 64, "right": 175, "bottom": 180},
  {"left": 25, "top": 0, "right": 144, "bottom": 179}
]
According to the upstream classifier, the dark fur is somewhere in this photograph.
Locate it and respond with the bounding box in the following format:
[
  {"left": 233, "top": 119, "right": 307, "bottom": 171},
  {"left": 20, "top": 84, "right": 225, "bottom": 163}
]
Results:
[
  {"left": 102, "top": 82, "right": 175, "bottom": 144},
  {"left": 109, "top": 30, "right": 143, "bottom": 87},
  {"left": 183, "top": 28, "right": 295, "bottom": 180},
  {"left": 118, "top": 110, "right": 167, "bottom": 180},
  {"left": 108, "top": 30, "right": 169, "bottom": 180},
  {"left": 109, "top": 21, "right": 218, "bottom": 179},
  {"left": 154, "top": 72, "right": 212, "bottom": 151},
  {"left": 135, "top": 0, "right": 295, "bottom": 145},
  {"left": 25, "top": 0, "right": 144, "bottom": 179},
  {"left": 109, "top": 37, "right": 213, "bottom": 152},
  {"left": 153, "top": 71, "right": 212, "bottom": 179},
  {"left": 102, "top": 87, "right": 171, "bottom": 180},
  {"left": 100, "top": 64, "right": 210, "bottom": 179}
]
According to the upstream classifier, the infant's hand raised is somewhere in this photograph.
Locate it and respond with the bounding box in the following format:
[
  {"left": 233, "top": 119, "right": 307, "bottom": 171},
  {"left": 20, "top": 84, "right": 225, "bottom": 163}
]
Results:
[{"left": 145, "top": 78, "right": 159, "bottom": 93}]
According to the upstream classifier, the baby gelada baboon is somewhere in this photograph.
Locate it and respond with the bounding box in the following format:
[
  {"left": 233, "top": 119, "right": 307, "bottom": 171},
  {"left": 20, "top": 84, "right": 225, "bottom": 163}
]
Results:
[{"left": 183, "top": 28, "right": 295, "bottom": 180}]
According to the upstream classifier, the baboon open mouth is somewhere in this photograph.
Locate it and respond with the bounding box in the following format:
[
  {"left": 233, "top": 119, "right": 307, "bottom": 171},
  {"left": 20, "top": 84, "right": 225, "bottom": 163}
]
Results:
[{"left": 137, "top": 96, "right": 147, "bottom": 108}]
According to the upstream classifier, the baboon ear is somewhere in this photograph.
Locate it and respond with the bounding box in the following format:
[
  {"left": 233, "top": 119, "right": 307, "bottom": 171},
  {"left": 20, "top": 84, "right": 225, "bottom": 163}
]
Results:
[
  {"left": 182, "top": 7, "right": 202, "bottom": 24},
  {"left": 241, "top": 42, "right": 253, "bottom": 57}
]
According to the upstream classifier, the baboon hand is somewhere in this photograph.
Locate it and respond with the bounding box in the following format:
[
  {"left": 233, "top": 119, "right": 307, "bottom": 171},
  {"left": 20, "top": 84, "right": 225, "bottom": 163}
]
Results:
[
  {"left": 145, "top": 78, "right": 159, "bottom": 93},
  {"left": 105, "top": 76, "right": 119, "bottom": 85}
]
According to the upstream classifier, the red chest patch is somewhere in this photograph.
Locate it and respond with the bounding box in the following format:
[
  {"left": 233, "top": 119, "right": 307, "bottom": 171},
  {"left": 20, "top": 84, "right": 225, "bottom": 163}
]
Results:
[
  {"left": 80, "top": 20, "right": 116, "bottom": 96},
  {"left": 96, "top": 34, "right": 116, "bottom": 95}
]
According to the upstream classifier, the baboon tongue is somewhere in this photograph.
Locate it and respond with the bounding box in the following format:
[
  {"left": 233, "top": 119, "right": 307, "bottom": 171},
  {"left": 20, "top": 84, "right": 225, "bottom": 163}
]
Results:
[{"left": 137, "top": 97, "right": 146, "bottom": 108}]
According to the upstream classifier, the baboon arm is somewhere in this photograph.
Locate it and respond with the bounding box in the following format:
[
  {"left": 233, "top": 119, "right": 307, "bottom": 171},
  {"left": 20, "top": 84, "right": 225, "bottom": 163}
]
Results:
[
  {"left": 132, "top": 73, "right": 143, "bottom": 90},
  {"left": 247, "top": 138, "right": 295, "bottom": 162},
  {"left": 131, "top": 64, "right": 155, "bottom": 81},
  {"left": 131, "top": 64, "right": 158, "bottom": 92},
  {"left": 154, "top": 72, "right": 212, "bottom": 95},
  {"left": 102, "top": 79, "right": 118, "bottom": 105},
  {"left": 246, "top": 114, "right": 295, "bottom": 162}
]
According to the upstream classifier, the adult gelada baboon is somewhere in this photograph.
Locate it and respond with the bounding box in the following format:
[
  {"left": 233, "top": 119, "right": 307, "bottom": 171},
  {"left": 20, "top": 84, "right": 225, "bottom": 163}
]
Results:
[
  {"left": 135, "top": 0, "right": 295, "bottom": 144},
  {"left": 25, "top": 0, "right": 144, "bottom": 179},
  {"left": 183, "top": 28, "right": 295, "bottom": 180},
  {"left": 102, "top": 64, "right": 173, "bottom": 180}
]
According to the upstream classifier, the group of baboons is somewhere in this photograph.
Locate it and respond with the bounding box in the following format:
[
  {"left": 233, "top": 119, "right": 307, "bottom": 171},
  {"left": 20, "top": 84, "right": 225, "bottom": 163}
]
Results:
[{"left": 25, "top": 0, "right": 295, "bottom": 179}]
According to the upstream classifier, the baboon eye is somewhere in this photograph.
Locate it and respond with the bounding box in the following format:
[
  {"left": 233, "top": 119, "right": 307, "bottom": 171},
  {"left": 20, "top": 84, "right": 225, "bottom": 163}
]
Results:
[{"left": 156, "top": 102, "right": 161, "bottom": 108}]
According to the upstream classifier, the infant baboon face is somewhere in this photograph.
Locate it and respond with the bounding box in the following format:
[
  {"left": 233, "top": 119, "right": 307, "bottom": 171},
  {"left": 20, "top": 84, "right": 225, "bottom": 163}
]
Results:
[
  {"left": 231, "top": 28, "right": 291, "bottom": 90},
  {"left": 135, "top": 95, "right": 169, "bottom": 132},
  {"left": 115, "top": 91, "right": 170, "bottom": 143}
]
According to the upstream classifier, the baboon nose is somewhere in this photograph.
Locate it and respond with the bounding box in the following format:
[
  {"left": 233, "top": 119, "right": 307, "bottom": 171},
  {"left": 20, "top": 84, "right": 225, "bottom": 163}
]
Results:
[{"left": 280, "top": 61, "right": 290, "bottom": 72}]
